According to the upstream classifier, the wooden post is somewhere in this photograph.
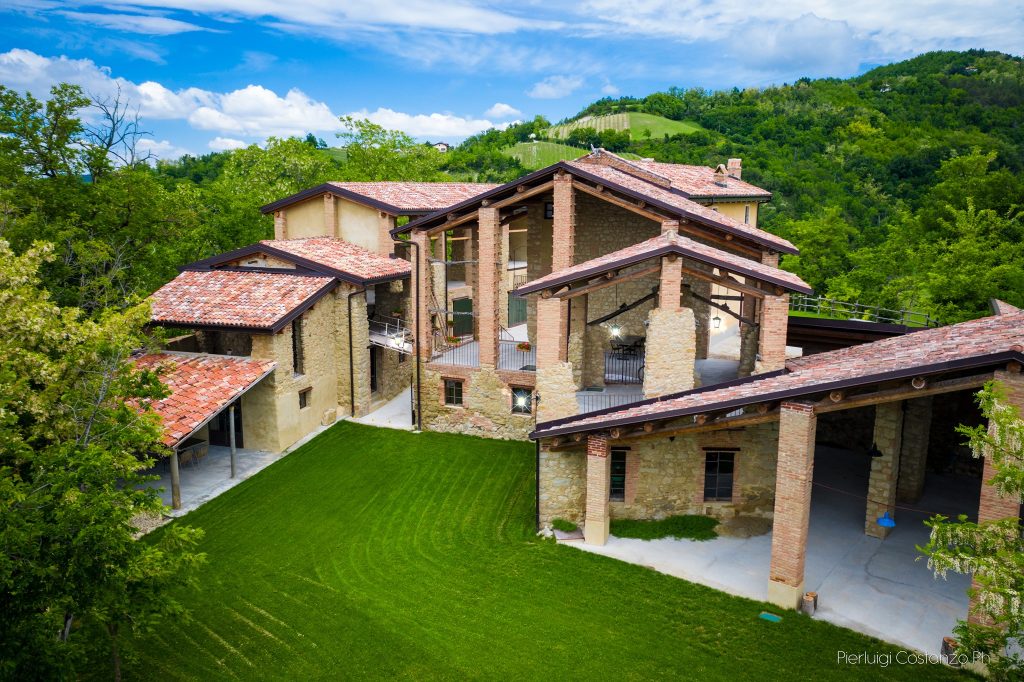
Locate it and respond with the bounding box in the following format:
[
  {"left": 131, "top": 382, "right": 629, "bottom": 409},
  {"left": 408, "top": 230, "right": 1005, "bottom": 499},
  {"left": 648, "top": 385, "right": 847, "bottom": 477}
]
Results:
[
  {"left": 170, "top": 449, "right": 181, "bottom": 510},
  {"left": 229, "top": 404, "right": 237, "bottom": 479}
]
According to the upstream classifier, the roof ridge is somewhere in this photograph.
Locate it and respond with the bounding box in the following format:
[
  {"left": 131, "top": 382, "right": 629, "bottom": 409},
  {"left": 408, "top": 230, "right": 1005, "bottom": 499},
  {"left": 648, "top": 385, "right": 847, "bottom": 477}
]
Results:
[{"left": 579, "top": 148, "right": 674, "bottom": 189}]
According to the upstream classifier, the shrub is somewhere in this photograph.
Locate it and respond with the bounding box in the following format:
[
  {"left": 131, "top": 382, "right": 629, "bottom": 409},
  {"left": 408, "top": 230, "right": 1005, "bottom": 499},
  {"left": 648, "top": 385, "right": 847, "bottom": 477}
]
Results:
[
  {"left": 551, "top": 518, "right": 578, "bottom": 532},
  {"left": 610, "top": 515, "right": 718, "bottom": 541}
]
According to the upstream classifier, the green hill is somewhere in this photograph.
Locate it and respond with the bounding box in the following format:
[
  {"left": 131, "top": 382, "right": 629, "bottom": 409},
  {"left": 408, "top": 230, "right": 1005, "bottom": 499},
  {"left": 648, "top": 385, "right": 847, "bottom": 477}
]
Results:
[
  {"left": 549, "top": 112, "right": 703, "bottom": 140},
  {"left": 501, "top": 140, "right": 641, "bottom": 169}
]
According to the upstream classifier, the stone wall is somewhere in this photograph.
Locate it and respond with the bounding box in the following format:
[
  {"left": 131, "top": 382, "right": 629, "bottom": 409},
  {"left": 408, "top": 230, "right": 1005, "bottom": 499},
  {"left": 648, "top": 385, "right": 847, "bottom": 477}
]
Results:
[
  {"left": 642, "top": 307, "right": 696, "bottom": 398},
  {"left": 419, "top": 365, "right": 535, "bottom": 440},
  {"left": 247, "top": 292, "right": 339, "bottom": 452},
  {"left": 193, "top": 329, "right": 253, "bottom": 357},
  {"left": 539, "top": 420, "right": 780, "bottom": 525}
]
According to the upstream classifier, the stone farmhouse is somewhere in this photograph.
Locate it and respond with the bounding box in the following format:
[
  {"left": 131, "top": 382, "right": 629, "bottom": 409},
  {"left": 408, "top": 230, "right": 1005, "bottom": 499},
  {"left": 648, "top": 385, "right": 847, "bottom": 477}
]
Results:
[{"left": 138, "top": 152, "right": 1022, "bottom": 633}]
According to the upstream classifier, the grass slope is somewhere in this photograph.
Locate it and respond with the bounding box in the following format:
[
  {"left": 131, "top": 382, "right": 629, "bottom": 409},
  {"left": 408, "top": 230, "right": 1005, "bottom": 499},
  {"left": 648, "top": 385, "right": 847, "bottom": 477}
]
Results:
[
  {"left": 550, "top": 112, "right": 703, "bottom": 140},
  {"left": 502, "top": 141, "right": 641, "bottom": 170},
  {"left": 125, "top": 423, "right": 965, "bottom": 680}
]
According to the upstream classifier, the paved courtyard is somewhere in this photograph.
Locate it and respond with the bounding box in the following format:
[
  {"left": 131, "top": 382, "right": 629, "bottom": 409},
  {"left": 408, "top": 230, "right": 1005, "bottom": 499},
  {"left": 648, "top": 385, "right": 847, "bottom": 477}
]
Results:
[{"left": 569, "top": 446, "right": 977, "bottom": 656}]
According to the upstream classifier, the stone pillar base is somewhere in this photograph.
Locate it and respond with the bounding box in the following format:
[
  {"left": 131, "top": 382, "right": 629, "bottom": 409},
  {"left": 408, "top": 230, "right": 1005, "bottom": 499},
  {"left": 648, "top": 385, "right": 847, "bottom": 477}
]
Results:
[
  {"left": 536, "top": 362, "right": 578, "bottom": 422},
  {"left": 584, "top": 517, "right": 609, "bottom": 545},
  {"left": 767, "top": 579, "right": 805, "bottom": 610},
  {"left": 643, "top": 306, "right": 696, "bottom": 399}
]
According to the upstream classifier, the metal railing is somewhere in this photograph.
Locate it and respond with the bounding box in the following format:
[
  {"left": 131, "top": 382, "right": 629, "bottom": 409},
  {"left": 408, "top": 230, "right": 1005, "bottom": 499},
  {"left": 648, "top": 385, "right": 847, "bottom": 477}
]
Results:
[
  {"left": 498, "top": 339, "right": 535, "bottom": 371},
  {"left": 428, "top": 330, "right": 537, "bottom": 372},
  {"left": 789, "top": 294, "right": 941, "bottom": 328},
  {"left": 604, "top": 350, "right": 644, "bottom": 384},
  {"left": 577, "top": 391, "right": 644, "bottom": 414},
  {"left": 368, "top": 316, "right": 413, "bottom": 354}
]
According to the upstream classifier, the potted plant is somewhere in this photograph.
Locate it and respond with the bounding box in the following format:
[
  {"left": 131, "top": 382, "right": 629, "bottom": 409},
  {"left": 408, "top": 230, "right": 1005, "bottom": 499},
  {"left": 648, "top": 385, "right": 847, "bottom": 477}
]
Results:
[
  {"left": 446, "top": 335, "right": 461, "bottom": 345},
  {"left": 516, "top": 341, "right": 532, "bottom": 352}
]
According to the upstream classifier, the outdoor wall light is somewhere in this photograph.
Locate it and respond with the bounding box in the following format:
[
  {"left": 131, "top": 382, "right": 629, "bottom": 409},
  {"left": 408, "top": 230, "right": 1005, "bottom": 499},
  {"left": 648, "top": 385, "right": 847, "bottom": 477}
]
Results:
[
  {"left": 609, "top": 324, "right": 623, "bottom": 338},
  {"left": 515, "top": 395, "right": 529, "bottom": 408},
  {"left": 868, "top": 443, "right": 884, "bottom": 458},
  {"left": 712, "top": 315, "right": 722, "bottom": 329}
]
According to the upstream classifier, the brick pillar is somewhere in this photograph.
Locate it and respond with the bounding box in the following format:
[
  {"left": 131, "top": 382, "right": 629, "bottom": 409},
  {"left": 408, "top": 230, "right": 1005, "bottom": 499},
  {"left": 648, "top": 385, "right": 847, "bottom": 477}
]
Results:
[
  {"left": 567, "top": 296, "right": 587, "bottom": 385},
  {"left": 410, "top": 230, "right": 434, "bottom": 361},
  {"left": 274, "top": 210, "right": 287, "bottom": 240},
  {"left": 658, "top": 255, "right": 682, "bottom": 311},
  {"left": 535, "top": 296, "right": 577, "bottom": 422},
  {"left": 323, "top": 193, "right": 336, "bottom": 237},
  {"left": 689, "top": 279, "right": 711, "bottom": 361},
  {"left": 584, "top": 433, "right": 610, "bottom": 545},
  {"left": 757, "top": 293, "right": 789, "bottom": 373},
  {"left": 897, "top": 396, "right": 933, "bottom": 503},
  {"left": 463, "top": 230, "right": 475, "bottom": 295},
  {"left": 768, "top": 401, "right": 817, "bottom": 609},
  {"left": 552, "top": 174, "right": 575, "bottom": 271},
  {"left": 969, "top": 370, "right": 1024, "bottom": 624},
  {"left": 477, "top": 208, "right": 501, "bottom": 368},
  {"left": 866, "top": 401, "right": 904, "bottom": 539},
  {"left": 761, "top": 251, "right": 779, "bottom": 268},
  {"left": 499, "top": 222, "right": 510, "bottom": 328},
  {"left": 737, "top": 294, "right": 758, "bottom": 377}
]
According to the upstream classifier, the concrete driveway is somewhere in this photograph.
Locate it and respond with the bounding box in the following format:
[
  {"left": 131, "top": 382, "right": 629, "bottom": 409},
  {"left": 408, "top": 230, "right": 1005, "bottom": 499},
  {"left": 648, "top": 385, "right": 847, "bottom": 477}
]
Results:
[{"left": 569, "top": 446, "right": 977, "bottom": 655}]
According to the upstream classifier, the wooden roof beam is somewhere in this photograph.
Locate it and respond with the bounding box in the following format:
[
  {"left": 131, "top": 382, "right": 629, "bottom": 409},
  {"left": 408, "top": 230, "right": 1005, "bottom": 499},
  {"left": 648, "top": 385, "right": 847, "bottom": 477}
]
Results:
[{"left": 813, "top": 372, "right": 993, "bottom": 414}]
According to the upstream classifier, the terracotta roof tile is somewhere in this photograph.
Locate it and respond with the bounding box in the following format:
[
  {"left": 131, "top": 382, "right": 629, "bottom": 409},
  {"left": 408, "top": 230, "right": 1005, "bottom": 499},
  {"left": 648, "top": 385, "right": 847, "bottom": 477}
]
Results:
[
  {"left": 134, "top": 352, "right": 275, "bottom": 447},
  {"left": 151, "top": 270, "right": 334, "bottom": 330},
  {"left": 566, "top": 161, "right": 796, "bottom": 254},
  {"left": 260, "top": 237, "right": 411, "bottom": 282},
  {"left": 534, "top": 310, "right": 1024, "bottom": 438},
  {"left": 327, "top": 181, "right": 499, "bottom": 211},
  {"left": 632, "top": 160, "right": 771, "bottom": 199},
  {"left": 515, "top": 231, "right": 811, "bottom": 295}
]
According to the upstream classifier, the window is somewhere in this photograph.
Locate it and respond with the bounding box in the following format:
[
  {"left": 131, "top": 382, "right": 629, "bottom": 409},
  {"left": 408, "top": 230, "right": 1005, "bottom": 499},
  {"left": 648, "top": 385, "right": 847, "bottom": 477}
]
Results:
[
  {"left": 544, "top": 202, "right": 554, "bottom": 219},
  {"left": 610, "top": 448, "right": 627, "bottom": 501},
  {"left": 444, "top": 379, "right": 463, "bottom": 406},
  {"left": 292, "top": 317, "right": 304, "bottom": 375},
  {"left": 511, "top": 387, "right": 532, "bottom": 414},
  {"left": 744, "top": 205, "right": 751, "bottom": 224},
  {"left": 298, "top": 387, "right": 312, "bottom": 409},
  {"left": 704, "top": 451, "right": 735, "bottom": 502}
]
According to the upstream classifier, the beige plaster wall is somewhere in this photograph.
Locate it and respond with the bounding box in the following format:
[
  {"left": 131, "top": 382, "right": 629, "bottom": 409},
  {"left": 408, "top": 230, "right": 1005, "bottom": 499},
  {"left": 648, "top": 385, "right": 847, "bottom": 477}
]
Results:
[
  {"left": 706, "top": 201, "right": 758, "bottom": 227},
  {"left": 282, "top": 198, "right": 328, "bottom": 239},
  {"left": 337, "top": 200, "right": 381, "bottom": 252}
]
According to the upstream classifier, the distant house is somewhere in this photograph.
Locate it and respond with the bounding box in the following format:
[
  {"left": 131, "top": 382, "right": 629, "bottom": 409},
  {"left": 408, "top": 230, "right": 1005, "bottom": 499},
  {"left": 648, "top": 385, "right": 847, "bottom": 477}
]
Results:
[{"left": 433, "top": 142, "right": 450, "bottom": 153}]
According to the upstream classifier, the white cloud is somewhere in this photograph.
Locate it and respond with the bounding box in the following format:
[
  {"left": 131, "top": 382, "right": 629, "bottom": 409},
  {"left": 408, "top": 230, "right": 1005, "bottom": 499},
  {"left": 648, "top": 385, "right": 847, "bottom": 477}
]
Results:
[
  {"left": 484, "top": 102, "right": 522, "bottom": 119},
  {"left": 0, "top": 49, "right": 506, "bottom": 145},
  {"left": 527, "top": 75, "right": 584, "bottom": 99},
  {"left": 57, "top": 10, "right": 212, "bottom": 35},
  {"left": 601, "top": 82, "right": 619, "bottom": 96},
  {"left": 136, "top": 137, "right": 192, "bottom": 160},
  {"left": 347, "top": 108, "right": 498, "bottom": 138},
  {"left": 209, "top": 136, "right": 247, "bottom": 151}
]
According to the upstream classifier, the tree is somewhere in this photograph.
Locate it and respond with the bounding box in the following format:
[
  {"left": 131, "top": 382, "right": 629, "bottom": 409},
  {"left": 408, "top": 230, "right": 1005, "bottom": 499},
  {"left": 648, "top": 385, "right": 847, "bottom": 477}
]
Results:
[
  {"left": 336, "top": 116, "right": 444, "bottom": 181},
  {"left": 0, "top": 83, "right": 90, "bottom": 179},
  {"left": 920, "top": 381, "right": 1024, "bottom": 680},
  {"left": 0, "top": 241, "right": 204, "bottom": 679}
]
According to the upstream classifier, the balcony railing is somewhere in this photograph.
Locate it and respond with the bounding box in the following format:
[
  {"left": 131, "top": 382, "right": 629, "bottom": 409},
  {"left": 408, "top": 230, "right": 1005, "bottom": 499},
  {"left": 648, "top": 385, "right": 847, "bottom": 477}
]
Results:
[
  {"left": 604, "top": 350, "right": 644, "bottom": 384},
  {"left": 789, "top": 294, "right": 941, "bottom": 328},
  {"left": 429, "top": 336, "right": 536, "bottom": 372},
  {"left": 577, "top": 390, "right": 644, "bottom": 414}
]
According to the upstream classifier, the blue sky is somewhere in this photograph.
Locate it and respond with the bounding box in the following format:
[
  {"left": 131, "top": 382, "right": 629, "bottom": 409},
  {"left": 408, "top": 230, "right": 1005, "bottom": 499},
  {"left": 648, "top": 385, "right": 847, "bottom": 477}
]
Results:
[{"left": 1, "top": 1, "right": 1022, "bottom": 159}]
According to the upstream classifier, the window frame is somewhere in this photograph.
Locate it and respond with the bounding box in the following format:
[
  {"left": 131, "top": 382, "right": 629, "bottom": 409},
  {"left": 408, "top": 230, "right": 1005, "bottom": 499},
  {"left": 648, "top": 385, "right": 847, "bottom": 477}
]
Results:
[
  {"left": 744, "top": 204, "right": 751, "bottom": 224},
  {"left": 609, "top": 448, "right": 627, "bottom": 502},
  {"left": 298, "top": 387, "right": 312, "bottom": 409},
  {"left": 510, "top": 386, "right": 533, "bottom": 415},
  {"left": 444, "top": 379, "right": 464, "bottom": 406},
  {"left": 292, "top": 317, "right": 305, "bottom": 375},
  {"left": 703, "top": 450, "right": 736, "bottom": 502}
]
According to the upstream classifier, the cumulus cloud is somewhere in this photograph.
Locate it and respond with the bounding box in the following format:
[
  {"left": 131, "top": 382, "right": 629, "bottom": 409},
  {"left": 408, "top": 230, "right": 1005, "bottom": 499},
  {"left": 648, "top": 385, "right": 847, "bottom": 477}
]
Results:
[
  {"left": 484, "top": 102, "right": 522, "bottom": 119},
  {"left": 0, "top": 49, "right": 506, "bottom": 146},
  {"left": 601, "top": 82, "right": 620, "bottom": 96},
  {"left": 209, "top": 136, "right": 247, "bottom": 151},
  {"left": 527, "top": 75, "right": 584, "bottom": 99},
  {"left": 136, "top": 138, "right": 192, "bottom": 160},
  {"left": 347, "top": 108, "right": 498, "bottom": 138}
]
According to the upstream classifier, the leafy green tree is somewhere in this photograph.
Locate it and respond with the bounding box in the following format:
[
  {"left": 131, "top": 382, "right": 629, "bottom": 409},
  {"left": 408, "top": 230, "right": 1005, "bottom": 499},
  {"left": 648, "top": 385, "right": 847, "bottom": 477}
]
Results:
[
  {"left": 0, "top": 83, "right": 90, "bottom": 179},
  {"left": 0, "top": 240, "right": 204, "bottom": 679},
  {"left": 920, "top": 381, "right": 1024, "bottom": 680},
  {"left": 336, "top": 116, "right": 444, "bottom": 181}
]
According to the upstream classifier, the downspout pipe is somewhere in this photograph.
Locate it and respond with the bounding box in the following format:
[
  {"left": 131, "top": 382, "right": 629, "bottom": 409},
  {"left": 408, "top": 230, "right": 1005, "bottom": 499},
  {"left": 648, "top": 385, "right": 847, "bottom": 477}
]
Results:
[
  {"left": 394, "top": 239, "right": 422, "bottom": 432},
  {"left": 347, "top": 287, "right": 364, "bottom": 418}
]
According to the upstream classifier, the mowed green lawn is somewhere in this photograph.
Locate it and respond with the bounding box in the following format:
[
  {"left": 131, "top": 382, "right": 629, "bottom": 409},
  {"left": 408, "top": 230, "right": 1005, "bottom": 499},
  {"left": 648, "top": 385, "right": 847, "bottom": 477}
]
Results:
[
  {"left": 549, "top": 112, "right": 703, "bottom": 140},
  {"left": 128, "top": 423, "right": 966, "bottom": 680}
]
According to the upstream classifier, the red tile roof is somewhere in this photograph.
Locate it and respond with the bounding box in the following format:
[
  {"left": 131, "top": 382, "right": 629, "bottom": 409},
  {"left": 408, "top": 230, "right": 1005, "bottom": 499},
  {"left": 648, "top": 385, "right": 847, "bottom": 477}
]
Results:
[
  {"left": 534, "top": 310, "right": 1024, "bottom": 439},
  {"left": 327, "top": 181, "right": 499, "bottom": 211},
  {"left": 581, "top": 155, "right": 772, "bottom": 199},
  {"left": 259, "top": 237, "right": 411, "bottom": 282},
  {"left": 134, "top": 352, "right": 275, "bottom": 447},
  {"left": 151, "top": 270, "right": 335, "bottom": 331},
  {"left": 515, "top": 231, "right": 812, "bottom": 296},
  {"left": 564, "top": 161, "right": 796, "bottom": 254}
]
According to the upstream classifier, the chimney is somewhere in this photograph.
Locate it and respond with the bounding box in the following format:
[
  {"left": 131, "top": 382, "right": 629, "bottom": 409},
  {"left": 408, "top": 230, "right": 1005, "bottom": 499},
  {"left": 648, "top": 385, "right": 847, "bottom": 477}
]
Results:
[
  {"left": 727, "top": 158, "right": 742, "bottom": 179},
  {"left": 713, "top": 164, "right": 728, "bottom": 187}
]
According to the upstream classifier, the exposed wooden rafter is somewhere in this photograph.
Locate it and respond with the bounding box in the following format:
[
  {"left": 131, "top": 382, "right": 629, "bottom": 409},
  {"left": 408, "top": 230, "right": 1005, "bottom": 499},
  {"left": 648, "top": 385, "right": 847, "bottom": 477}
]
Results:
[{"left": 546, "top": 264, "right": 662, "bottom": 300}]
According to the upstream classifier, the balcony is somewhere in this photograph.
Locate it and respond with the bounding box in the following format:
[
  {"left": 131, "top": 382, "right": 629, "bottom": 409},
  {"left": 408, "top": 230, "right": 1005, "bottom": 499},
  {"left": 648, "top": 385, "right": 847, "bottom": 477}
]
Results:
[{"left": 430, "top": 325, "right": 536, "bottom": 372}]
